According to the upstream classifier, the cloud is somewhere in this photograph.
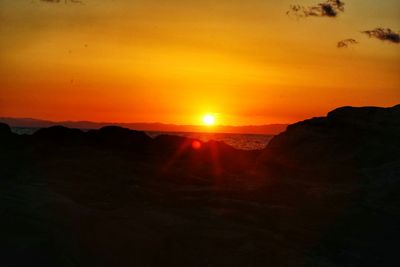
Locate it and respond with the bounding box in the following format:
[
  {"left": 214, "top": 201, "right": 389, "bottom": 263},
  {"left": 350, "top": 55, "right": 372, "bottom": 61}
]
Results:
[
  {"left": 337, "top": 38, "right": 358, "bottom": 48},
  {"left": 361, "top": 28, "right": 400, "bottom": 44},
  {"left": 287, "top": 0, "right": 345, "bottom": 18}
]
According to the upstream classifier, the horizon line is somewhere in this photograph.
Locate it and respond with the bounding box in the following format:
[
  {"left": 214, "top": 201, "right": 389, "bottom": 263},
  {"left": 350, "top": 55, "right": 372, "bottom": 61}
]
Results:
[{"left": 0, "top": 116, "right": 290, "bottom": 128}]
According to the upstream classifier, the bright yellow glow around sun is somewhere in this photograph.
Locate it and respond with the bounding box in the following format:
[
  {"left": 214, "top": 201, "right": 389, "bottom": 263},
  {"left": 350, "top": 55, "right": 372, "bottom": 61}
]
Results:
[{"left": 203, "top": 114, "right": 216, "bottom": 126}]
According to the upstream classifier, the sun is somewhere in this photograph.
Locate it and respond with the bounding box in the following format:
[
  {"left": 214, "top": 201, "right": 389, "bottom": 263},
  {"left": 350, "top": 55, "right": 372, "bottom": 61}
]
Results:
[{"left": 203, "top": 114, "right": 216, "bottom": 126}]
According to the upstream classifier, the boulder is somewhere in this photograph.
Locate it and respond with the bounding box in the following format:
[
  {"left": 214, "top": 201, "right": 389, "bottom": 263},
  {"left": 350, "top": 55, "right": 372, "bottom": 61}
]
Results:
[
  {"left": 0, "top": 123, "right": 15, "bottom": 147},
  {"left": 87, "top": 126, "right": 152, "bottom": 149},
  {"left": 32, "top": 125, "right": 86, "bottom": 146},
  {"left": 0, "top": 123, "right": 12, "bottom": 137}
]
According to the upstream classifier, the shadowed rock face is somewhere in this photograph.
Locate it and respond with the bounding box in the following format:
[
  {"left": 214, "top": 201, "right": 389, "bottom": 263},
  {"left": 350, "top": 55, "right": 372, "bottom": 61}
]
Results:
[
  {"left": 0, "top": 123, "right": 18, "bottom": 147},
  {"left": 264, "top": 105, "right": 400, "bottom": 167},
  {"left": 0, "top": 105, "right": 399, "bottom": 267},
  {"left": 327, "top": 104, "right": 400, "bottom": 125},
  {"left": 86, "top": 126, "right": 153, "bottom": 151},
  {"left": 0, "top": 122, "right": 11, "bottom": 135},
  {"left": 33, "top": 126, "right": 87, "bottom": 146},
  {"left": 32, "top": 125, "right": 153, "bottom": 148}
]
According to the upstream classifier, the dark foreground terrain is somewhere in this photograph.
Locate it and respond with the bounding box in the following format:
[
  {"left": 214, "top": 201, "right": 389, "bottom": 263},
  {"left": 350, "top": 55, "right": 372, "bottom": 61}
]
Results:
[{"left": 1, "top": 105, "right": 399, "bottom": 267}]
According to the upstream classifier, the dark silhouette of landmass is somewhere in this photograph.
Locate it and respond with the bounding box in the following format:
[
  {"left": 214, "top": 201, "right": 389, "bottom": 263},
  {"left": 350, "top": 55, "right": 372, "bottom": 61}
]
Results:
[
  {"left": 0, "top": 117, "right": 288, "bottom": 135},
  {"left": 0, "top": 104, "right": 399, "bottom": 266}
]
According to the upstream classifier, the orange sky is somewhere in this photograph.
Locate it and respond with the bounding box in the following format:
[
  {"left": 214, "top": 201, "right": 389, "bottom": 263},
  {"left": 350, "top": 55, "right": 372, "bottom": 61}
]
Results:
[{"left": 0, "top": 0, "right": 399, "bottom": 125}]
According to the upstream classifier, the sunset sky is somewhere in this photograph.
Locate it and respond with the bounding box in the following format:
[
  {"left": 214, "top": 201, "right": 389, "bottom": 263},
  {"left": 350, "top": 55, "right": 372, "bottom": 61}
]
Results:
[{"left": 0, "top": 0, "right": 399, "bottom": 125}]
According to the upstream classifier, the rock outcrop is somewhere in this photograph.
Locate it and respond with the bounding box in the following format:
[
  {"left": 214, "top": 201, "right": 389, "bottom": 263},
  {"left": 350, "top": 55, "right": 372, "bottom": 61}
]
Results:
[
  {"left": 264, "top": 104, "right": 400, "bottom": 167},
  {"left": 33, "top": 125, "right": 87, "bottom": 146},
  {"left": 87, "top": 126, "right": 152, "bottom": 149},
  {"left": 0, "top": 122, "right": 18, "bottom": 147},
  {"left": 0, "top": 122, "right": 11, "bottom": 136},
  {"left": 1, "top": 105, "right": 399, "bottom": 267}
]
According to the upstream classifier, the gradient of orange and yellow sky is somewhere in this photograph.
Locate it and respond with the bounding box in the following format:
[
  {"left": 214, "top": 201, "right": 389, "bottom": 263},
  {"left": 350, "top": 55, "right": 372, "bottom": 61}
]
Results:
[{"left": 0, "top": 0, "right": 399, "bottom": 125}]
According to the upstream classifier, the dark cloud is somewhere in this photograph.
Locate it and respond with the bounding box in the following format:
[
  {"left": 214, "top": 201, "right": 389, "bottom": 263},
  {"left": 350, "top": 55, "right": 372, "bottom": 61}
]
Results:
[
  {"left": 337, "top": 38, "right": 358, "bottom": 48},
  {"left": 361, "top": 28, "right": 400, "bottom": 44},
  {"left": 287, "top": 0, "right": 345, "bottom": 18}
]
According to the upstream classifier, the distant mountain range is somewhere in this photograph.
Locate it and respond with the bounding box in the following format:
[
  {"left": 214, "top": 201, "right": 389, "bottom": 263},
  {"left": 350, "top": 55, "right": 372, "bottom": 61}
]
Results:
[{"left": 0, "top": 117, "right": 288, "bottom": 135}]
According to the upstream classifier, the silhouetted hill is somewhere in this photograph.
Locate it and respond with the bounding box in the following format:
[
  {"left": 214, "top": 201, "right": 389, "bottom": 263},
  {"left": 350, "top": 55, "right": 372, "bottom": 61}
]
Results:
[
  {"left": 0, "top": 117, "right": 287, "bottom": 134},
  {"left": 0, "top": 104, "right": 399, "bottom": 267}
]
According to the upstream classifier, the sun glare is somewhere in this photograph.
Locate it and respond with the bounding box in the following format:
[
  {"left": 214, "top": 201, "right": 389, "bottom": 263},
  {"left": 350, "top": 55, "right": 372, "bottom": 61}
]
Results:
[{"left": 203, "top": 114, "right": 216, "bottom": 126}]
